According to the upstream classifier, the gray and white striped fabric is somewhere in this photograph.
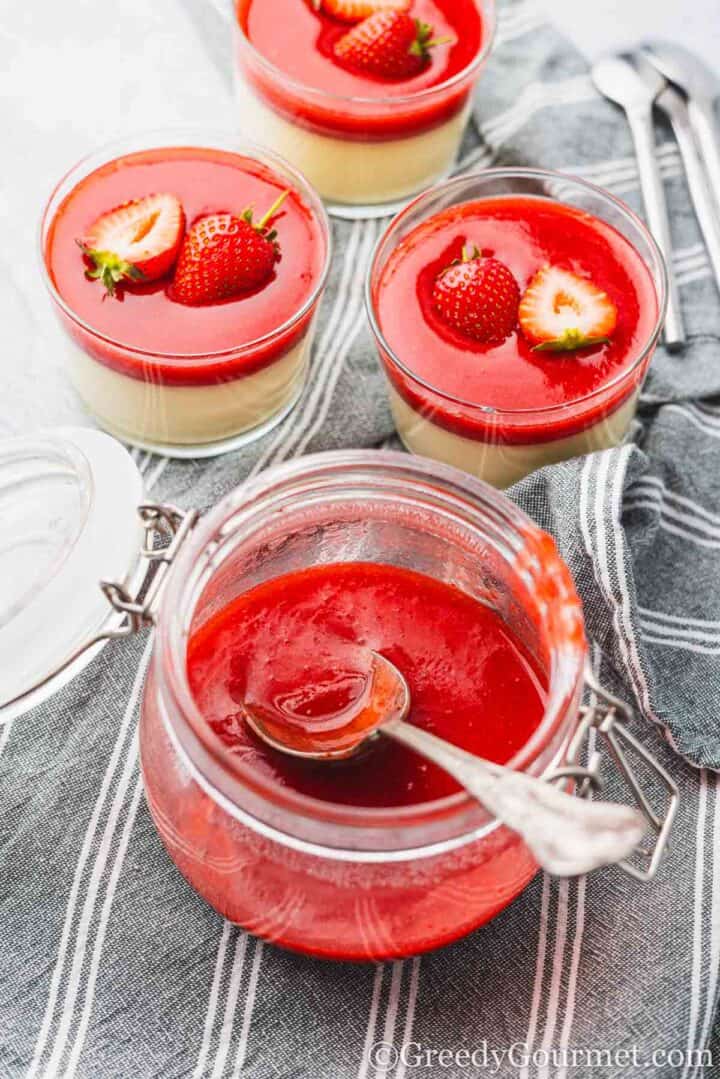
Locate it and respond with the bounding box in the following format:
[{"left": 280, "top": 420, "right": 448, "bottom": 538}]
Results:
[{"left": 2, "top": 1, "right": 720, "bottom": 1076}]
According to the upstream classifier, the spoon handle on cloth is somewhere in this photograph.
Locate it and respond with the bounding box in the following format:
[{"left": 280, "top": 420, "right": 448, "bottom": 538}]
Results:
[
  {"left": 688, "top": 97, "right": 720, "bottom": 214},
  {"left": 625, "top": 105, "right": 686, "bottom": 349},
  {"left": 384, "top": 719, "right": 646, "bottom": 877},
  {"left": 657, "top": 88, "right": 720, "bottom": 296}
]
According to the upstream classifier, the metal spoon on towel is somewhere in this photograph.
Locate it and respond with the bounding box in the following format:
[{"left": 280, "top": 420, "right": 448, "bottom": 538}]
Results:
[
  {"left": 241, "top": 651, "right": 646, "bottom": 878},
  {"left": 642, "top": 41, "right": 720, "bottom": 208},
  {"left": 639, "top": 44, "right": 720, "bottom": 298},
  {"left": 591, "top": 53, "right": 686, "bottom": 350}
]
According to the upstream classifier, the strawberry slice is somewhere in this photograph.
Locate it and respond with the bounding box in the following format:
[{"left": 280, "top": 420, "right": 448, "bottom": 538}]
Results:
[
  {"left": 311, "top": 0, "right": 410, "bottom": 22},
  {"left": 333, "top": 12, "right": 452, "bottom": 79},
  {"left": 432, "top": 246, "right": 520, "bottom": 344},
  {"left": 172, "top": 190, "right": 288, "bottom": 306},
  {"left": 79, "top": 193, "right": 185, "bottom": 296},
  {"left": 518, "top": 266, "right": 618, "bottom": 351}
]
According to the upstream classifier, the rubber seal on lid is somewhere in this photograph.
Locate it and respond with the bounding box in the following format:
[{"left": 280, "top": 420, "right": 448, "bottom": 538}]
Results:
[{"left": 0, "top": 428, "right": 144, "bottom": 722}]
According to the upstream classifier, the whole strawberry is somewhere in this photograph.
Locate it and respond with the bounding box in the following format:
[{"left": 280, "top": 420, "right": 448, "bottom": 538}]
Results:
[
  {"left": 311, "top": 0, "right": 410, "bottom": 23},
  {"left": 334, "top": 12, "right": 451, "bottom": 79},
  {"left": 172, "top": 191, "right": 288, "bottom": 306},
  {"left": 433, "top": 246, "right": 521, "bottom": 344}
]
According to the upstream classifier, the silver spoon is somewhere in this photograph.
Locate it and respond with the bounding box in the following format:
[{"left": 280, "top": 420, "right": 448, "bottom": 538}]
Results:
[
  {"left": 591, "top": 53, "right": 685, "bottom": 350},
  {"left": 242, "top": 652, "right": 646, "bottom": 878},
  {"left": 642, "top": 41, "right": 720, "bottom": 210},
  {"left": 639, "top": 45, "right": 720, "bottom": 299}
]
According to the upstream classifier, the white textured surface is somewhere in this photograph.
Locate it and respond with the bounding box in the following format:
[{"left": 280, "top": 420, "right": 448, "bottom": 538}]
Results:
[
  {"left": 545, "top": 0, "right": 720, "bottom": 67},
  {"left": 0, "top": 0, "right": 231, "bottom": 437}
]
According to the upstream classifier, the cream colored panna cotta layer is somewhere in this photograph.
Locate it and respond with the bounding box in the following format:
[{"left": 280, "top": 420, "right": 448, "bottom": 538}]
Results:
[
  {"left": 388, "top": 386, "right": 640, "bottom": 489},
  {"left": 235, "top": 76, "right": 471, "bottom": 207},
  {"left": 66, "top": 335, "right": 311, "bottom": 451}
]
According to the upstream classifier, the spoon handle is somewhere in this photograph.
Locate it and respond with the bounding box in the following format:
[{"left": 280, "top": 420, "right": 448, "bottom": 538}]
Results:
[
  {"left": 657, "top": 88, "right": 720, "bottom": 298},
  {"left": 626, "top": 106, "right": 686, "bottom": 350},
  {"left": 384, "top": 719, "right": 646, "bottom": 878},
  {"left": 688, "top": 97, "right": 720, "bottom": 219}
]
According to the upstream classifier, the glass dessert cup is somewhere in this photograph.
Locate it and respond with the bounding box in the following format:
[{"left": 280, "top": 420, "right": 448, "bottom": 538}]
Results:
[
  {"left": 40, "top": 131, "right": 331, "bottom": 459},
  {"left": 367, "top": 169, "right": 668, "bottom": 488},
  {"left": 233, "top": 0, "right": 495, "bottom": 220},
  {"left": 136, "top": 452, "right": 674, "bottom": 961}
]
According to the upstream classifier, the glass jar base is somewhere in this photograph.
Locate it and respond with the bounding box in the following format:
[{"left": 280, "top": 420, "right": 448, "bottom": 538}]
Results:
[
  {"left": 388, "top": 386, "right": 640, "bottom": 489},
  {"left": 325, "top": 172, "right": 452, "bottom": 222},
  {"left": 86, "top": 386, "right": 303, "bottom": 460}
]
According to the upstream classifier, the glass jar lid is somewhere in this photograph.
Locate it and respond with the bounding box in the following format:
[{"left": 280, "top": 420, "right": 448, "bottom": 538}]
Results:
[{"left": 0, "top": 428, "right": 144, "bottom": 722}]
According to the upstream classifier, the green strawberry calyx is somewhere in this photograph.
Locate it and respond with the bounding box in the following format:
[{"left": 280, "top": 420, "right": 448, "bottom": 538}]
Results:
[
  {"left": 532, "top": 328, "right": 611, "bottom": 353},
  {"left": 440, "top": 245, "right": 484, "bottom": 274},
  {"left": 410, "top": 20, "right": 455, "bottom": 60},
  {"left": 460, "top": 244, "right": 482, "bottom": 263},
  {"left": 240, "top": 189, "right": 290, "bottom": 249},
  {"left": 77, "top": 241, "right": 144, "bottom": 298}
]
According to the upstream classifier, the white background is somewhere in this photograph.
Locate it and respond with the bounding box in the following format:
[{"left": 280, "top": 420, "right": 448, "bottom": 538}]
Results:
[{"left": 552, "top": 0, "right": 720, "bottom": 68}]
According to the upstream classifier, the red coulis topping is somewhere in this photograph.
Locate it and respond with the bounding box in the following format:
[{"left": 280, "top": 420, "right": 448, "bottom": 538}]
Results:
[
  {"left": 187, "top": 562, "right": 547, "bottom": 809},
  {"left": 46, "top": 148, "right": 325, "bottom": 383},
  {"left": 236, "top": 0, "right": 484, "bottom": 138},
  {"left": 374, "top": 196, "right": 658, "bottom": 443}
]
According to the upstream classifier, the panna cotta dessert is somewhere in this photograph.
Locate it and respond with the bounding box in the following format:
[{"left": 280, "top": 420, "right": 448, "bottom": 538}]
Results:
[
  {"left": 368, "top": 169, "right": 666, "bottom": 487},
  {"left": 41, "top": 135, "right": 330, "bottom": 457},
  {"left": 233, "top": 0, "right": 493, "bottom": 216}
]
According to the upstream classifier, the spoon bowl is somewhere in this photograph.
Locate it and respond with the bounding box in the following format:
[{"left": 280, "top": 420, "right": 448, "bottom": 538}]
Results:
[
  {"left": 242, "top": 652, "right": 410, "bottom": 760},
  {"left": 642, "top": 41, "right": 720, "bottom": 103},
  {"left": 243, "top": 652, "right": 647, "bottom": 877}
]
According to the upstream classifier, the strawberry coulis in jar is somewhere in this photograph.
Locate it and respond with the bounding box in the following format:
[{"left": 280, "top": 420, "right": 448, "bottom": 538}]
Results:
[{"left": 186, "top": 562, "right": 547, "bottom": 808}]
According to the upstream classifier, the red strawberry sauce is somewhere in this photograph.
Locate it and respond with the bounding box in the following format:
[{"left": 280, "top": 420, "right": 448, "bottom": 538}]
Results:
[
  {"left": 187, "top": 562, "right": 547, "bottom": 809},
  {"left": 235, "top": 0, "right": 486, "bottom": 139},
  {"left": 374, "top": 196, "right": 660, "bottom": 444},
  {"left": 45, "top": 148, "right": 327, "bottom": 385}
]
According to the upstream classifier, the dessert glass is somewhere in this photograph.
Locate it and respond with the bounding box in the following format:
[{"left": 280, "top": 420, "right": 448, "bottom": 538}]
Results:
[
  {"left": 40, "top": 131, "right": 331, "bottom": 459},
  {"left": 233, "top": 0, "right": 495, "bottom": 219},
  {"left": 367, "top": 168, "right": 668, "bottom": 488},
  {"left": 138, "top": 450, "right": 668, "bottom": 961}
]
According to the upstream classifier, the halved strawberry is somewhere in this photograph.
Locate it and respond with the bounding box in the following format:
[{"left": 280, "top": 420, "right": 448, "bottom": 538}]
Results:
[
  {"left": 311, "top": 0, "right": 410, "bottom": 23},
  {"left": 432, "top": 246, "right": 521, "bottom": 344},
  {"left": 78, "top": 193, "right": 185, "bottom": 296},
  {"left": 333, "top": 12, "right": 452, "bottom": 79},
  {"left": 518, "top": 266, "right": 618, "bottom": 351},
  {"left": 172, "top": 191, "right": 288, "bottom": 306}
]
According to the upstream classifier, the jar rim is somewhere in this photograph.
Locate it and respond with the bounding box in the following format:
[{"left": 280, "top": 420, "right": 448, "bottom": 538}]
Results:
[
  {"left": 233, "top": 0, "right": 496, "bottom": 110},
  {"left": 366, "top": 167, "right": 668, "bottom": 419},
  {"left": 153, "top": 450, "right": 587, "bottom": 854},
  {"left": 38, "top": 128, "right": 332, "bottom": 364}
]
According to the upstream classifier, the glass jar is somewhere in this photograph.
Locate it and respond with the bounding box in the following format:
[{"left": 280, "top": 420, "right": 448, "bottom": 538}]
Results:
[
  {"left": 39, "top": 131, "right": 331, "bottom": 459},
  {"left": 366, "top": 169, "right": 668, "bottom": 488},
  {"left": 137, "top": 451, "right": 673, "bottom": 960},
  {"left": 232, "top": 0, "right": 495, "bottom": 219},
  {"left": 0, "top": 438, "right": 677, "bottom": 957}
]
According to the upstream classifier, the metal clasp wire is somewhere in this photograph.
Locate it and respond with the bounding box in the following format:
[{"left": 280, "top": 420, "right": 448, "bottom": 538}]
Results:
[
  {"left": 0, "top": 502, "right": 199, "bottom": 716},
  {"left": 99, "top": 503, "right": 199, "bottom": 637},
  {"left": 547, "top": 664, "right": 679, "bottom": 883}
]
